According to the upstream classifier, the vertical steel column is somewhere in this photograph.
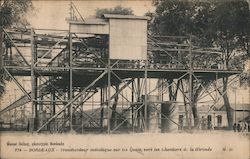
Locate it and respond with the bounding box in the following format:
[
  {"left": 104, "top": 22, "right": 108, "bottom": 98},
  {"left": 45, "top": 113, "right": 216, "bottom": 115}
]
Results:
[
  {"left": 79, "top": 88, "right": 83, "bottom": 133},
  {"left": 100, "top": 88, "right": 104, "bottom": 131},
  {"left": 188, "top": 36, "right": 193, "bottom": 129},
  {"left": 69, "top": 29, "right": 73, "bottom": 132},
  {"left": 52, "top": 89, "right": 56, "bottom": 131},
  {"left": 38, "top": 78, "right": 43, "bottom": 118},
  {"left": 63, "top": 87, "right": 67, "bottom": 125},
  {"left": 162, "top": 79, "right": 164, "bottom": 101},
  {"left": 107, "top": 59, "right": 111, "bottom": 134},
  {"left": 215, "top": 73, "right": 217, "bottom": 98},
  {"left": 132, "top": 80, "right": 134, "bottom": 132},
  {"left": 107, "top": 25, "right": 111, "bottom": 134},
  {"left": 52, "top": 90, "right": 56, "bottom": 116},
  {"left": 34, "top": 77, "right": 38, "bottom": 130},
  {"left": 30, "top": 28, "right": 35, "bottom": 132},
  {"left": 144, "top": 59, "right": 148, "bottom": 132},
  {"left": 137, "top": 78, "right": 141, "bottom": 129},
  {"left": 234, "top": 86, "right": 237, "bottom": 123},
  {"left": 31, "top": 29, "right": 38, "bottom": 131}
]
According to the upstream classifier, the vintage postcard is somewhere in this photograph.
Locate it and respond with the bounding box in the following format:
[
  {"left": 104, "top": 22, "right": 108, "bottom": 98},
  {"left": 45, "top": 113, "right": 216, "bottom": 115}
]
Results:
[{"left": 0, "top": 0, "right": 249, "bottom": 158}]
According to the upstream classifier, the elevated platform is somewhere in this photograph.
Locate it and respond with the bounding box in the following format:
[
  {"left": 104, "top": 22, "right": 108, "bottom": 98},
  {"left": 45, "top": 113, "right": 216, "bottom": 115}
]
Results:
[
  {"left": 5, "top": 65, "right": 241, "bottom": 84},
  {"left": 4, "top": 65, "right": 241, "bottom": 76}
]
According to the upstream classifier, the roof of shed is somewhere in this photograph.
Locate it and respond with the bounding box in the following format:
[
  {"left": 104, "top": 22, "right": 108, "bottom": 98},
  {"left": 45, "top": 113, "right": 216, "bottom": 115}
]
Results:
[{"left": 103, "top": 14, "right": 150, "bottom": 20}]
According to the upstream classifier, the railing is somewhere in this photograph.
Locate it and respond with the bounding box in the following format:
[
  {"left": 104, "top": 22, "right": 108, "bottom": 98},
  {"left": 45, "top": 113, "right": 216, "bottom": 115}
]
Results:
[{"left": 2, "top": 28, "right": 244, "bottom": 72}]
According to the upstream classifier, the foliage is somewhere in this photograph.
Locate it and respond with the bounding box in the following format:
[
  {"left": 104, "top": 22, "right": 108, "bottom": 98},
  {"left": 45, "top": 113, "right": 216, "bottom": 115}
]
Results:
[
  {"left": 95, "top": 5, "right": 133, "bottom": 18},
  {"left": 151, "top": 0, "right": 250, "bottom": 49},
  {"left": 152, "top": 0, "right": 196, "bottom": 36},
  {"left": 0, "top": 0, "right": 32, "bottom": 27},
  {"left": 211, "top": 0, "right": 250, "bottom": 62}
]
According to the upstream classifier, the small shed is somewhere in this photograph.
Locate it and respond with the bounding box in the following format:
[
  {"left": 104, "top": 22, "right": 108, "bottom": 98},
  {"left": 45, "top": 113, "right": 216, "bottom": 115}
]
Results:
[{"left": 68, "top": 14, "right": 149, "bottom": 60}]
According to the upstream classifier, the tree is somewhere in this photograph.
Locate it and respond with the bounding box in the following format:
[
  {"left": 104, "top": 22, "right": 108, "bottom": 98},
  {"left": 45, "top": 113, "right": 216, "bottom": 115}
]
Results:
[
  {"left": 209, "top": 0, "right": 250, "bottom": 129},
  {"left": 151, "top": 0, "right": 195, "bottom": 36},
  {"left": 95, "top": 5, "right": 134, "bottom": 18},
  {"left": 151, "top": 0, "right": 215, "bottom": 43},
  {"left": 0, "top": 0, "right": 32, "bottom": 97},
  {"left": 151, "top": 0, "right": 250, "bottom": 129},
  {"left": 151, "top": 0, "right": 210, "bottom": 128}
]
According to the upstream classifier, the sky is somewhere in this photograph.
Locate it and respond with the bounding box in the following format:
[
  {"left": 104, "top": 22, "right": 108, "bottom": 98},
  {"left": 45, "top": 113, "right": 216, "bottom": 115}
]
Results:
[{"left": 27, "top": 0, "right": 154, "bottom": 29}]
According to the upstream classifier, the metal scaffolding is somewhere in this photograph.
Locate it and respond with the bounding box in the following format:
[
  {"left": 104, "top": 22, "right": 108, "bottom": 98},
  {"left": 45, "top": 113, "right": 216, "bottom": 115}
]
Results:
[{"left": 0, "top": 13, "right": 243, "bottom": 134}]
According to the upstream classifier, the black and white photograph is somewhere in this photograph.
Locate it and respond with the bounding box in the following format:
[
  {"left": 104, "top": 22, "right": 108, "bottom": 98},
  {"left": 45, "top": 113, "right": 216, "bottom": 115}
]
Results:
[{"left": 0, "top": 0, "right": 249, "bottom": 158}]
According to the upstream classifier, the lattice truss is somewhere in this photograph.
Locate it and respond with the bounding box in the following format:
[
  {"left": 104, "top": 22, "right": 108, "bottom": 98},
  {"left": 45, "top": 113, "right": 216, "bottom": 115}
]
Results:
[{"left": 0, "top": 26, "right": 243, "bottom": 133}]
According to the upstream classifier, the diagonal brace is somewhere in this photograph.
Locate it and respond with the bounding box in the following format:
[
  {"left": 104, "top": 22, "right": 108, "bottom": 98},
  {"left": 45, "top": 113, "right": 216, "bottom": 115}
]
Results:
[
  {"left": 4, "top": 68, "right": 31, "bottom": 99},
  {"left": 36, "top": 70, "right": 107, "bottom": 132}
]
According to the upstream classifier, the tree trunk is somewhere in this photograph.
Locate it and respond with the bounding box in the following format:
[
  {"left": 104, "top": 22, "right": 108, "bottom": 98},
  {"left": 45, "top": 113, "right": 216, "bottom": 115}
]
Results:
[
  {"left": 192, "top": 80, "right": 210, "bottom": 129},
  {"left": 0, "top": 26, "right": 3, "bottom": 77},
  {"left": 192, "top": 105, "right": 199, "bottom": 127},
  {"left": 222, "top": 76, "right": 234, "bottom": 130},
  {"left": 168, "top": 79, "right": 180, "bottom": 101},
  {"left": 224, "top": 44, "right": 233, "bottom": 129},
  {"left": 181, "top": 80, "right": 191, "bottom": 129},
  {"left": 168, "top": 79, "right": 174, "bottom": 101},
  {"left": 192, "top": 85, "right": 203, "bottom": 128},
  {"left": 0, "top": 26, "right": 4, "bottom": 97}
]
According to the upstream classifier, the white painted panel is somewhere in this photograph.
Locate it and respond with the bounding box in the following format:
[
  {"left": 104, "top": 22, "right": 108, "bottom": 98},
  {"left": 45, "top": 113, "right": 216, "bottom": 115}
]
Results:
[
  {"left": 109, "top": 18, "right": 147, "bottom": 60},
  {"left": 70, "top": 23, "right": 109, "bottom": 34}
]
